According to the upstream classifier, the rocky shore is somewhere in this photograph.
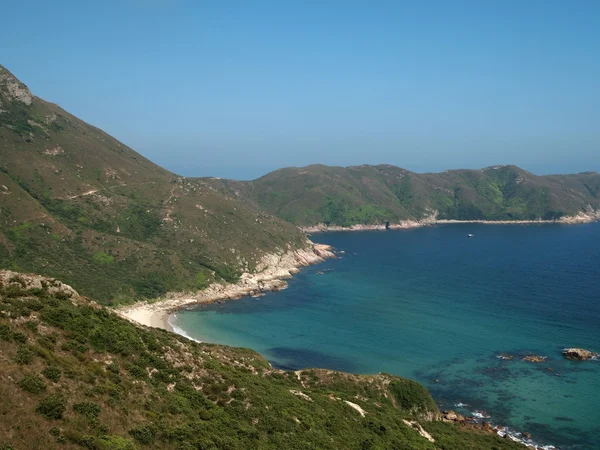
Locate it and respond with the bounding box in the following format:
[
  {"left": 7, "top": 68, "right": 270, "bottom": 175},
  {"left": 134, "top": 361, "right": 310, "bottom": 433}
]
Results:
[
  {"left": 116, "top": 243, "right": 335, "bottom": 331},
  {"left": 301, "top": 209, "right": 600, "bottom": 233},
  {"left": 301, "top": 215, "right": 437, "bottom": 233}
]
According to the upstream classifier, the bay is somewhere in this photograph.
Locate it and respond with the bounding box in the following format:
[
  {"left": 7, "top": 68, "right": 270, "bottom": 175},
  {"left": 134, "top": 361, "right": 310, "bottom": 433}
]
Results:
[{"left": 173, "top": 223, "right": 600, "bottom": 449}]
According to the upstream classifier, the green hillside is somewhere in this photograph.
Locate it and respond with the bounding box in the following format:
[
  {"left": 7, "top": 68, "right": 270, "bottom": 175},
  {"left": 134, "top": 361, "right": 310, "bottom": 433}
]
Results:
[
  {"left": 0, "top": 65, "right": 309, "bottom": 304},
  {"left": 0, "top": 271, "right": 524, "bottom": 449},
  {"left": 206, "top": 164, "right": 600, "bottom": 227}
]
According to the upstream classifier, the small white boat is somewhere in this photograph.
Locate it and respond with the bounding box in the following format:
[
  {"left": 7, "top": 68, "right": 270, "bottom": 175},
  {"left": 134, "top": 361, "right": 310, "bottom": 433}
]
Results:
[{"left": 467, "top": 234, "right": 474, "bottom": 238}]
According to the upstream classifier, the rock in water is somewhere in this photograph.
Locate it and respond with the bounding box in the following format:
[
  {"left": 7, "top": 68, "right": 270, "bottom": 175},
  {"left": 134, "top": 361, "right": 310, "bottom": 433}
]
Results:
[
  {"left": 562, "top": 348, "right": 599, "bottom": 361},
  {"left": 522, "top": 355, "right": 547, "bottom": 363}
]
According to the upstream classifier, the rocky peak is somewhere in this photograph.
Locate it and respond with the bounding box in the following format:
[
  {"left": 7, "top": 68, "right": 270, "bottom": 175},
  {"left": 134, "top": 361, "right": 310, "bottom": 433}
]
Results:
[{"left": 0, "top": 64, "right": 33, "bottom": 106}]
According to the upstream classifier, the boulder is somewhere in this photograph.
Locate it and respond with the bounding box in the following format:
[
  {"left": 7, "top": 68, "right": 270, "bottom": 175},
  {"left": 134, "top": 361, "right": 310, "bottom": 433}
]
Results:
[
  {"left": 481, "top": 422, "right": 494, "bottom": 432},
  {"left": 562, "top": 348, "right": 598, "bottom": 361},
  {"left": 442, "top": 410, "right": 458, "bottom": 422}
]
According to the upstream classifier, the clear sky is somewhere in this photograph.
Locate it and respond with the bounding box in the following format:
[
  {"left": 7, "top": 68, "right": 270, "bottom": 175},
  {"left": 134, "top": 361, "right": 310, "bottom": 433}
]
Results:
[{"left": 2, "top": 0, "right": 599, "bottom": 179}]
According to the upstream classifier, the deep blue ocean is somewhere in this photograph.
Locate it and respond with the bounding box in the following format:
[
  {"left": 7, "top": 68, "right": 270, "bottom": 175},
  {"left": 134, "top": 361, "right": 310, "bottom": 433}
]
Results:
[{"left": 172, "top": 223, "right": 600, "bottom": 449}]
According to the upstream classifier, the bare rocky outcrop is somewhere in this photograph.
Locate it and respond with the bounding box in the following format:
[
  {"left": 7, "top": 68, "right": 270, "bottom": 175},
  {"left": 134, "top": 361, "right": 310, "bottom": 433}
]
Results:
[
  {"left": 0, "top": 65, "right": 34, "bottom": 106},
  {"left": 43, "top": 145, "right": 64, "bottom": 156},
  {"left": 402, "top": 419, "right": 435, "bottom": 443},
  {"left": 562, "top": 348, "right": 598, "bottom": 361},
  {"left": 289, "top": 390, "right": 313, "bottom": 402},
  {"left": 0, "top": 270, "right": 79, "bottom": 298},
  {"left": 442, "top": 410, "right": 466, "bottom": 423}
]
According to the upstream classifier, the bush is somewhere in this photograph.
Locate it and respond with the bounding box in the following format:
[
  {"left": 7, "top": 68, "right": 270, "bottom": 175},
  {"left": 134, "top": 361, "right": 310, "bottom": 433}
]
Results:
[
  {"left": 107, "top": 362, "right": 119, "bottom": 374},
  {"left": 94, "top": 435, "right": 136, "bottom": 450},
  {"left": 92, "top": 252, "right": 115, "bottom": 265},
  {"left": 18, "top": 374, "right": 47, "bottom": 394},
  {"left": 14, "top": 345, "right": 34, "bottom": 365},
  {"left": 388, "top": 378, "right": 438, "bottom": 417},
  {"left": 42, "top": 366, "right": 62, "bottom": 382},
  {"left": 0, "top": 324, "right": 11, "bottom": 341},
  {"left": 36, "top": 394, "right": 67, "bottom": 420},
  {"left": 129, "top": 424, "right": 156, "bottom": 444},
  {"left": 8, "top": 275, "right": 26, "bottom": 287},
  {"left": 11, "top": 331, "right": 27, "bottom": 343},
  {"left": 73, "top": 402, "right": 101, "bottom": 421}
]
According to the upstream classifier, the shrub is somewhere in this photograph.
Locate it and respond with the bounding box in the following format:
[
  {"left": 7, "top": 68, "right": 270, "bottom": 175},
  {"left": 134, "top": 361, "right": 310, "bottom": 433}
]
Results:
[
  {"left": 94, "top": 435, "right": 136, "bottom": 450},
  {"left": 42, "top": 366, "right": 62, "bottom": 382},
  {"left": 18, "top": 374, "right": 46, "bottom": 394},
  {"left": 195, "top": 271, "right": 207, "bottom": 290},
  {"left": 129, "top": 424, "right": 156, "bottom": 444},
  {"left": 4, "top": 284, "right": 28, "bottom": 298},
  {"left": 14, "top": 345, "right": 34, "bottom": 364},
  {"left": 24, "top": 321, "right": 39, "bottom": 332},
  {"left": 38, "top": 336, "right": 56, "bottom": 350},
  {"left": 73, "top": 402, "right": 101, "bottom": 421},
  {"left": 107, "top": 362, "right": 119, "bottom": 374},
  {"left": 0, "top": 324, "right": 11, "bottom": 341},
  {"left": 36, "top": 394, "right": 67, "bottom": 420},
  {"left": 388, "top": 378, "right": 438, "bottom": 417},
  {"left": 8, "top": 275, "right": 26, "bottom": 287},
  {"left": 11, "top": 331, "right": 27, "bottom": 343},
  {"left": 92, "top": 252, "right": 115, "bottom": 265}
]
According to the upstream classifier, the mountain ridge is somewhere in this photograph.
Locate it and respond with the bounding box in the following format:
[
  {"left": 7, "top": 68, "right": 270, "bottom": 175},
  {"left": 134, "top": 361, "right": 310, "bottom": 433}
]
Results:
[
  {"left": 204, "top": 163, "right": 600, "bottom": 227},
  {"left": 0, "top": 64, "right": 312, "bottom": 304}
]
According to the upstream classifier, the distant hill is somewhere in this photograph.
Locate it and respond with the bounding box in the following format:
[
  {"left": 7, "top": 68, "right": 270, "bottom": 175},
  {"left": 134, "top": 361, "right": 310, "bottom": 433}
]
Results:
[
  {"left": 0, "top": 271, "right": 525, "bottom": 449},
  {"left": 206, "top": 164, "right": 600, "bottom": 227},
  {"left": 0, "top": 65, "right": 309, "bottom": 304}
]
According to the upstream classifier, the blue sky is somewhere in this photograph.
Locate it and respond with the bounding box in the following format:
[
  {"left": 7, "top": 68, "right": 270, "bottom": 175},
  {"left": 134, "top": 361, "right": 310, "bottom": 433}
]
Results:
[{"left": 2, "top": 0, "right": 599, "bottom": 179}]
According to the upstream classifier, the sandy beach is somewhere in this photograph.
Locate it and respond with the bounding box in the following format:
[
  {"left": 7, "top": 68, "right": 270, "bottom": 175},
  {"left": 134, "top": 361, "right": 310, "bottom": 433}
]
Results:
[
  {"left": 117, "top": 209, "right": 599, "bottom": 332},
  {"left": 116, "top": 243, "right": 335, "bottom": 332}
]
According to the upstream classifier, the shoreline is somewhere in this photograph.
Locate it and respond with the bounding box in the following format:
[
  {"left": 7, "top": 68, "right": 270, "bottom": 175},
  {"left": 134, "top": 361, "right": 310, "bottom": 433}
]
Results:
[
  {"left": 301, "top": 210, "right": 600, "bottom": 233},
  {"left": 116, "top": 242, "right": 335, "bottom": 332},
  {"left": 113, "top": 237, "right": 570, "bottom": 449}
]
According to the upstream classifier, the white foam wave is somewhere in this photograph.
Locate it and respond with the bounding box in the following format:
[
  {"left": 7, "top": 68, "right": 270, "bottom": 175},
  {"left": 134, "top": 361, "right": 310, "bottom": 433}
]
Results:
[
  {"left": 471, "top": 410, "right": 490, "bottom": 419},
  {"left": 454, "top": 402, "right": 469, "bottom": 407},
  {"left": 168, "top": 314, "right": 202, "bottom": 343},
  {"left": 495, "top": 426, "right": 557, "bottom": 450},
  {"left": 464, "top": 409, "right": 558, "bottom": 449}
]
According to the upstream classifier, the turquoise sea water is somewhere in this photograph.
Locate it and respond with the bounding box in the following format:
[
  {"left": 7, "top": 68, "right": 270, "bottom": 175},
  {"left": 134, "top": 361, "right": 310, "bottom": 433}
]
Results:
[{"left": 173, "top": 223, "right": 600, "bottom": 449}]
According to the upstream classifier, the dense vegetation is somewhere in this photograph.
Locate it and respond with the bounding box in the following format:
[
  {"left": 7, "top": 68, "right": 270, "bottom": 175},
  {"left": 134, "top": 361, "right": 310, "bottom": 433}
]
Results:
[
  {"left": 0, "top": 271, "right": 524, "bottom": 449},
  {"left": 207, "top": 164, "right": 600, "bottom": 227},
  {"left": 0, "top": 65, "right": 308, "bottom": 304}
]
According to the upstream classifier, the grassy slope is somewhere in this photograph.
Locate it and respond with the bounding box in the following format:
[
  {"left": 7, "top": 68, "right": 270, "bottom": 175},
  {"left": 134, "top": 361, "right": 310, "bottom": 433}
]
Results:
[
  {"left": 0, "top": 65, "right": 308, "bottom": 304},
  {"left": 0, "top": 271, "right": 524, "bottom": 450},
  {"left": 206, "top": 164, "right": 600, "bottom": 226}
]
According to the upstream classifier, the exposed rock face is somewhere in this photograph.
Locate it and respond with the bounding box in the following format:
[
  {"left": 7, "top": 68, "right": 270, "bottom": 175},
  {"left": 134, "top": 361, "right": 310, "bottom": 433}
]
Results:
[
  {"left": 562, "top": 348, "right": 598, "bottom": 361},
  {"left": 442, "top": 410, "right": 466, "bottom": 423},
  {"left": 0, "top": 65, "right": 34, "bottom": 106},
  {"left": 496, "top": 354, "right": 514, "bottom": 360},
  {"left": 402, "top": 419, "right": 435, "bottom": 443},
  {"left": 0, "top": 270, "right": 79, "bottom": 298}
]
